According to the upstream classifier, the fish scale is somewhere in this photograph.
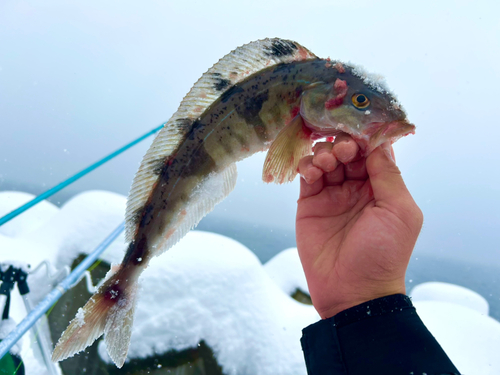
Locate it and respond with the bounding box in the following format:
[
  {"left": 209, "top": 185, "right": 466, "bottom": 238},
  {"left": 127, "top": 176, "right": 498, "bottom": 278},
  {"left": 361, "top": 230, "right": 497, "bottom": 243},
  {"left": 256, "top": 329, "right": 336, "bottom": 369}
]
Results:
[{"left": 52, "top": 38, "right": 415, "bottom": 368}]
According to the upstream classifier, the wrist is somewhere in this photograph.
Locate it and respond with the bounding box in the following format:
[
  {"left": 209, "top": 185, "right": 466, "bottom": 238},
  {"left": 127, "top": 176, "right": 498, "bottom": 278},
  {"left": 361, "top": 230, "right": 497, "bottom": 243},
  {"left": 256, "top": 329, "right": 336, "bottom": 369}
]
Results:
[{"left": 317, "top": 285, "right": 406, "bottom": 319}]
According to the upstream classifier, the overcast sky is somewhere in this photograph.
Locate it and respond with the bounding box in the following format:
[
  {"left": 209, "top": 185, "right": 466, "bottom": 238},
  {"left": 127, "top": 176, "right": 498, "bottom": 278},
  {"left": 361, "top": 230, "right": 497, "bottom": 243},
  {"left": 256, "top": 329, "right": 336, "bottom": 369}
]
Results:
[{"left": 1, "top": 0, "right": 499, "bottom": 266}]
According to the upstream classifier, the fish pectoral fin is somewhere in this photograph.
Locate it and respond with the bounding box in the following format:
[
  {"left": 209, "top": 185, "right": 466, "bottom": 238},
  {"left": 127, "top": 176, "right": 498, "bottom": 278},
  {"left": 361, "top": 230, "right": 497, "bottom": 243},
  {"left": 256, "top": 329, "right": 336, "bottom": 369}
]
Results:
[{"left": 262, "top": 115, "right": 312, "bottom": 184}]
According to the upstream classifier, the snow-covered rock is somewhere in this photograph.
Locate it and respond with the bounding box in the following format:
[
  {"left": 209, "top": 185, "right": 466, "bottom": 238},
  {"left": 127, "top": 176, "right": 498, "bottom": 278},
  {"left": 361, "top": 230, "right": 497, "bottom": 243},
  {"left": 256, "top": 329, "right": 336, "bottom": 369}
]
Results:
[
  {"left": 98, "top": 231, "right": 319, "bottom": 375},
  {"left": 264, "top": 247, "right": 309, "bottom": 296},
  {"left": 411, "top": 281, "right": 489, "bottom": 315},
  {"left": 2, "top": 189, "right": 500, "bottom": 375},
  {"left": 415, "top": 300, "right": 500, "bottom": 375}
]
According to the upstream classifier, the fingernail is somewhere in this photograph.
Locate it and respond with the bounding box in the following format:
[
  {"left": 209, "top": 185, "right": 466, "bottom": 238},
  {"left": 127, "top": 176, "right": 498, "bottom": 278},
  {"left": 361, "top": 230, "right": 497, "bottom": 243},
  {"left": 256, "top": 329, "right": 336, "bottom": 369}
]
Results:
[{"left": 381, "top": 141, "right": 395, "bottom": 163}]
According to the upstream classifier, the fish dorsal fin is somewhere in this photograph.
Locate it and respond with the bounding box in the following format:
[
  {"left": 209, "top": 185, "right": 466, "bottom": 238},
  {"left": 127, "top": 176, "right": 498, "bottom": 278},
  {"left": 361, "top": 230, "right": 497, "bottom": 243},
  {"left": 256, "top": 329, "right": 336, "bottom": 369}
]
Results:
[{"left": 125, "top": 38, "right": 317, "bottom": 242}]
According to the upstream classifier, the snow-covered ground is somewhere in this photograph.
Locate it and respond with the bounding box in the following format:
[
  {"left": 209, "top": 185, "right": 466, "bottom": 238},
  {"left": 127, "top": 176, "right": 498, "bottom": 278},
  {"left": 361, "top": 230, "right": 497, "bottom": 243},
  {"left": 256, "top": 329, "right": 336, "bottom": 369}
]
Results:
[{"left": 1, "top": 190, "right": 500, "bottom": 374}]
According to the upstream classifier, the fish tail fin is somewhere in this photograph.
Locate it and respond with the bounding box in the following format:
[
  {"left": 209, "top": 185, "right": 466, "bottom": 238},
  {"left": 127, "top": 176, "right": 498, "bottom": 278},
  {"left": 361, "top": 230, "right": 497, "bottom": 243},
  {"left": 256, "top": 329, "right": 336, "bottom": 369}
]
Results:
[{"left": 52, "top": 269, "right": 138, "bottom": 368}]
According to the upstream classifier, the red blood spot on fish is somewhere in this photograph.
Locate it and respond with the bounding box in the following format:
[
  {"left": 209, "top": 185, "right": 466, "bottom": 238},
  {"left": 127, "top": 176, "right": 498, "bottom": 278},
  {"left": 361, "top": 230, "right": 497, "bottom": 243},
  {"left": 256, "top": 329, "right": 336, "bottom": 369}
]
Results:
[
  {"left": 326, "top": 137, "right": 335, "bottom": 143},
  {"left": 297, "top": 46, "right": 311, "bottom": 60},
  {"left": 325, "top": 79, "right": 348, "bottom": 110},
  {"left": 166, "top": 228, "right": 176, "bottom": 239},
  {"left": 263, "top": 173, "right": 274, "bottom": 183},
  {"left": 290, "top": 106, "right": 300, "bottom": 118},
  {"left": 199, "top": 92, "right": 207, "bottom": 99},
  {"left": 241, "top": 146, "right": 250, "bottom": 152},
  {"left": 334, "top": 62, "right": 345, "bottom": 73},
  {"left": 180, "top": 209, "right": 187, "bottom": 216},
  {"left": 300, "top": 122, "right": 313, "bottom": 139},
  {"left": 325, "top": 97, "right": 344, "bottom": 110}
]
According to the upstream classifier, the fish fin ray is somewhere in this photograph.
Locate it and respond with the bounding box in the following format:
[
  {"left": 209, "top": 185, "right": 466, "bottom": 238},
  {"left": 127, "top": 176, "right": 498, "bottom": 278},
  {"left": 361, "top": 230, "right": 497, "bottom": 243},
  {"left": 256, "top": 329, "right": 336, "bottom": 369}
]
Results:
[
  {"left": 103, "top": 283, "right": 138, "bottom": 368},
  {"left": 52, "top": 271, "right": 137, "bottom": 368},
  {"left": 125, "top": 38, "right": 317, "bottom": 242},
  {"left": 262, "top": 115, "right": 312, "bottom": 184},
  {"left": 151, "top": 163, "right": 238, "bottom": 256},
  {"left": 51, "top": 290, "right": 109, "bottom": 363}
]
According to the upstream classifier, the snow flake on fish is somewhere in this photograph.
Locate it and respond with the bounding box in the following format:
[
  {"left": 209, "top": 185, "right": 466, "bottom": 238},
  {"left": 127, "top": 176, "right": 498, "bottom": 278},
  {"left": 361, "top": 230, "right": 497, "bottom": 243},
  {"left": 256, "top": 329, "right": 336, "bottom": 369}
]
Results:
[
  {"left": 76, "top": 308, "right": 85, "bottom": 327},
  {"left": 350, "top": 63, "right": 390, "bottom": 94}
]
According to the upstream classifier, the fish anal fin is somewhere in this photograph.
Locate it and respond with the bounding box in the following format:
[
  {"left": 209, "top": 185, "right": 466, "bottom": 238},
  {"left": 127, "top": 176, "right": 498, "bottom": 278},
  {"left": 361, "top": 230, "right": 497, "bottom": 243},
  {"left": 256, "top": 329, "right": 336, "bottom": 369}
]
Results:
[
  {"left": 154, "top": 163, "right": 238, "bottom": 255},
  {"left": 262, "top": 115, "right": 312, "bottom": 184}
]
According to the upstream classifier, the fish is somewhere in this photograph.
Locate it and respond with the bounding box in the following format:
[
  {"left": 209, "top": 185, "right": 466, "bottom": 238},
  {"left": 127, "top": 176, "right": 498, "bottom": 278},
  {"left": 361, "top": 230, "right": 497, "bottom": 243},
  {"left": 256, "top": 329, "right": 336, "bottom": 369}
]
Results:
[{"left": 51, "top": 38, "right": 415, "bottom": 367}]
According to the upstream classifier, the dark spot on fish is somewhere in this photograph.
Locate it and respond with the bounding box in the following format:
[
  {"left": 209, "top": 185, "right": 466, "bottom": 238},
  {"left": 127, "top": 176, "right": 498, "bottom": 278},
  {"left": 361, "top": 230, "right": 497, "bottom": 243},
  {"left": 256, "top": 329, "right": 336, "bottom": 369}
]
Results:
[
  {"left": 139, "top": 203, "right": 154, "bottom": 228},
  {"left": 151, "top": 158, "right": 166, "bottom": 175},
  {"left": 121, "top": 234, "right": 148, "bottom": 267},
  {"left": 104, "top": 284, "right": 123, "bottom": 302},
  {"left": 214, "top": 77, "right": 231, "bottom": 91},
  {"left": 220, "top": 85, "right": 244, "bottom": 103},
  {"left": 176, "top": 118, "right": 193, "bottom": 130},
  {"left": 238, "top": 90, "right": 269, "bottom": 121},
  {"left": 265, "top": 40, "right": 298, "bottom": 57},
  {"left": 186, "top": 120, "right": 205, "bottom": 141},
  {"left": 179, "top": 145, "right": 217, "bottom": 178},
  {"left": 132, "top": 235, "right": 148, "bottom": 265},
  {"left": 235, "top": 90, "right": 269, "bottom": 143}
]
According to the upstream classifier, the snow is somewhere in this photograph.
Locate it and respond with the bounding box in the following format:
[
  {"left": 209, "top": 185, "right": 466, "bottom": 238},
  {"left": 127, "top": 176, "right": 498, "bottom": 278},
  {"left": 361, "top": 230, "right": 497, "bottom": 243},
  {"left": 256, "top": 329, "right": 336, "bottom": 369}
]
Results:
[
  {"left": 349, "top": 63, "right": 390, "bottom": 94},
  {"left": 98, "top": 231, "right": 319, "bottom": 375},
  {"left": 0, "top": 189, "right": 499, "bottom": 374},
  {"left": 0, "top": 191, "right": 59, "bottom": 238},
  {"left": 264, "top": 247, "right": 309, "bottom": 296},
  {"left": 411, "top": 281, "right": 489, "bottom": 315},
  {"left": 0, "top": 318, "right": 21, "bottom": 355},
  {"left": 415, "top": 301, "right": 500, "bottom": 375}
]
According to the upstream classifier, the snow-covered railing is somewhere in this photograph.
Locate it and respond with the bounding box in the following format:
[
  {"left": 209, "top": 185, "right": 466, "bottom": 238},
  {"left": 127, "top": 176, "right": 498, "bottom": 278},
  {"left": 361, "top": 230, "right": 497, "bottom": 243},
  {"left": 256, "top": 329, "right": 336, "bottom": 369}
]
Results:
[
  {"left": 0, "top": 222, "right": 125, "bottom": 360},
  {"left": 0, "top": 123, "right": 164, "bottom": 227}
]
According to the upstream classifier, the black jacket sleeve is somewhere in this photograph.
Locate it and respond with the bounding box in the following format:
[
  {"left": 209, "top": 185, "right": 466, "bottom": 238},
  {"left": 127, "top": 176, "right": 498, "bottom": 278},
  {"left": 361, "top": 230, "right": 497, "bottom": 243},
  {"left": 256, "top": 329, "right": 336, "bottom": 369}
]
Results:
[{"left": 300, "top": 294, "right": 460, "bottom": 375}]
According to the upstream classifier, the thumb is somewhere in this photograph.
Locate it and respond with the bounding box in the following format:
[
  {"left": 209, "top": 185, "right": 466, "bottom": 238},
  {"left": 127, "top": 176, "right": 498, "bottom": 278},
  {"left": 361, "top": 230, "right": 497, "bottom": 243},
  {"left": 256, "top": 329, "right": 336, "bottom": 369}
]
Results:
[{"left": 366, "top": 142, "right": 412, "bottom": 207}]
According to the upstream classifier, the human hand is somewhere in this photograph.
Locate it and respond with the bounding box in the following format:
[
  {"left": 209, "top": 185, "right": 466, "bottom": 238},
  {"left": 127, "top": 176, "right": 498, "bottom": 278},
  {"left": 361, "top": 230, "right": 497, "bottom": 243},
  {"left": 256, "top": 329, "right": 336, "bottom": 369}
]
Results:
[{"left": 296, "top": 134, "right": 423, "bottom": 319}]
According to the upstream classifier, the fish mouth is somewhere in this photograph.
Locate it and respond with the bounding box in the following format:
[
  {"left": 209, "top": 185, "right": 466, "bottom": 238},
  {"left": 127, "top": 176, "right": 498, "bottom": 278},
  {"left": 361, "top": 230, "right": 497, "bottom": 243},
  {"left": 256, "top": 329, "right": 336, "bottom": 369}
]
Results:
[{"left": 356, "top": 120, "right": 416, "bottom": 155}]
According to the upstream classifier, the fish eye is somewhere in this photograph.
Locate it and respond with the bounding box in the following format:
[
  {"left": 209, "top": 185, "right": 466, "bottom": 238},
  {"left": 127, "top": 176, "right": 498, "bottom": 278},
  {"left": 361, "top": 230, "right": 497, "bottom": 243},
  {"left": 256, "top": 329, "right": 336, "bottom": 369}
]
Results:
[{"left": 351, "top": 93, "right": 370, "bottom": 109}]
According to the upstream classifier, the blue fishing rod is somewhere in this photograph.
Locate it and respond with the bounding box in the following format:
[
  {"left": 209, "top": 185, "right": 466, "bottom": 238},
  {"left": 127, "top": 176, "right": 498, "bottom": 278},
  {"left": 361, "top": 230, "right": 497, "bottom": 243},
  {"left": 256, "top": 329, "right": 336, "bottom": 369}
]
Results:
[{"left": 0, "top": 123, "right": 164, "bottom": 227}]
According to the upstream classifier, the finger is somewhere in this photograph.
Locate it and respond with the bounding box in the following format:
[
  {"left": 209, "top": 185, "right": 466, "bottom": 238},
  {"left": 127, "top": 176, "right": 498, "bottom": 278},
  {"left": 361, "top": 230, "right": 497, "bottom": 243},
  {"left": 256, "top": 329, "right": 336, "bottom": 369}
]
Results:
[
  {"left": 344, "top": 157, "right": 368, "bottom": 181},
  {"left": 366, "top": 142, "right": 412, "bottom": 207},
  {"left": 324, "top": 163, "right": 345, "bottom": 186},
  {"left": 299, "top": 175, "right": 324, "bottom": 199},
  {"left": 312, "top": 142, "right": 338, "bottom": 172},
  {"left": 298, "top": 155, "right": 324, "bottom": 185},
  {"left": 332, "top": 134, "right": 360, "bottom": 164}
]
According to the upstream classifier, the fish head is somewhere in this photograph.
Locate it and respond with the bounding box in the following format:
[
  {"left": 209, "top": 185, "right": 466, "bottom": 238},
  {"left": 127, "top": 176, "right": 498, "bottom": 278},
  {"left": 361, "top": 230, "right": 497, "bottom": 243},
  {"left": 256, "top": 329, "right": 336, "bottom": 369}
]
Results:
[{"left": 300, "top": 64, "right": 415, "bottom": 154}]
